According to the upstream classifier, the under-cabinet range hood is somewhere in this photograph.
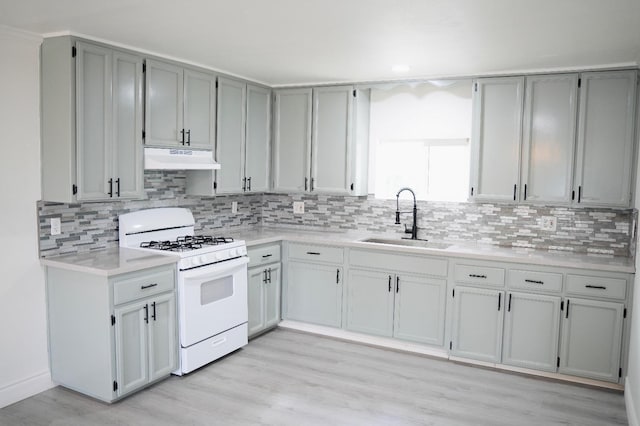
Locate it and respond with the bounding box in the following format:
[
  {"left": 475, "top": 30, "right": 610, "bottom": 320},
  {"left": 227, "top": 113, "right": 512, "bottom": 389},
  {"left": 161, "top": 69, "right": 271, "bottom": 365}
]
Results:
[{"left": 144, "top": 147, "right": 221, "bottom": 170}]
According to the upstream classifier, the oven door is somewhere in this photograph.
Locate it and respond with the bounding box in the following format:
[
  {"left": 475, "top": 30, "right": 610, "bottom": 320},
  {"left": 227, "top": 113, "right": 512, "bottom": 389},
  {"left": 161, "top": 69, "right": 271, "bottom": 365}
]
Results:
[{"left": 178, "top": 256, "right": 249, "bottom": 348}]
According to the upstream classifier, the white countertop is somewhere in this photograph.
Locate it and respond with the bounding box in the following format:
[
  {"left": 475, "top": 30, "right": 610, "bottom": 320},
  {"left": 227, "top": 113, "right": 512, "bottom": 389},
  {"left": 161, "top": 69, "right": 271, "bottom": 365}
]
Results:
[
  {"left": 229, "top": 226, "right": 635, "bottom": 274},
  {"left": 40, "top": 247, "right": 178, "bottom": 277}
]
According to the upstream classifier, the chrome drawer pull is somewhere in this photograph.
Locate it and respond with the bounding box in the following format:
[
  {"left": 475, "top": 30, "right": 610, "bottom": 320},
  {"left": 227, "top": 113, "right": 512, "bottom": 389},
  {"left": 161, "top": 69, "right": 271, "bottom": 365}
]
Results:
[
  {"left": 525, "top": 279, "right": 544, "bottom": 285},
  {"left": 469, "top": 274, "right": 487, "bottom": 279},
  {"left": 306, "top": 251, "right": 321, "bottom": 255},
  {"left": 585, "top": 285, "right": 607, "bottom": 290},
  {"left": 141, "top": 283, "right": 158, "bottom": 290}
]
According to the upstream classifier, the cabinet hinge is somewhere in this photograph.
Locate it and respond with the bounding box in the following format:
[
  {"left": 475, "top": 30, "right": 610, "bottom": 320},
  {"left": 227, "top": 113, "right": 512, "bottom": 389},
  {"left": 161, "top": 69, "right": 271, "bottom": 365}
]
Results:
[
  {"left": 578, "top": 78, "right": 581, "bottom": 88},
  {"left": 624, "top": 308, "right": 627, "bottom": 318},
  {"left": 470, "top": 187, "right": 474, "bottom": 197},
  {"left": 353, "top": 89, "right": 357, "bottom": 97},
  {"left": 213, "top": 181, "right": 217, "bottom": 190},
  {"left": 142, "top": 62, "right": 146, "bottom": 73},
  {"left": 113, "top": 381, "right": 118, "bottom": 392},
  {"left": 449, "top": 341, "right": 452, "bottom": 350},
  {"left": 72, "top": 46, "right": 77, "bottom": 58},
  {"left": 111, "top": 315, "right": 115, "bottom": 326},
  {"left": 72, "top": 184, "right": 78, "bottom": 195},
  {"left": 557, "top": 357, "right": 560, "bottom": 368},
  {"left": 474, "top": 82, "right": 478, "bottom": 92}
]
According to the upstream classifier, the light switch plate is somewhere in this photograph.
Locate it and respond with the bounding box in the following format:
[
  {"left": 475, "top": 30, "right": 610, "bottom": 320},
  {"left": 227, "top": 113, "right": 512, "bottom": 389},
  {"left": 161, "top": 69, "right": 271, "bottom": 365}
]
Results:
[
  {"left": 293, "top": 201, "right": 305, "bottom": 214},
  {"left": 540, "top": 216, "right": 557, "bottom": 232},
  {"left": 231, "top": 201, "right": 238, "bottom": 214},
  {"left": 51, "top": 218, "right": 61, "bottom": 235}
]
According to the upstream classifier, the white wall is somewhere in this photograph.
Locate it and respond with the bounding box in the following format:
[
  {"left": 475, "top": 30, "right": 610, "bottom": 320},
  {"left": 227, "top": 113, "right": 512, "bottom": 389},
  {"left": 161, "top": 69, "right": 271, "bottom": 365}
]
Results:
[{"left": 0, "top": 26, "right": 53, "bottom": 408}]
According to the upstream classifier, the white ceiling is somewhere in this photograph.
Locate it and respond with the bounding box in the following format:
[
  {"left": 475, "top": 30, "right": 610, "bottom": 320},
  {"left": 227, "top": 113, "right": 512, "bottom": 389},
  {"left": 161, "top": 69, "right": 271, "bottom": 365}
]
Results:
[{"left": 1, "top": 0, "right": 639, "bottom": 86}]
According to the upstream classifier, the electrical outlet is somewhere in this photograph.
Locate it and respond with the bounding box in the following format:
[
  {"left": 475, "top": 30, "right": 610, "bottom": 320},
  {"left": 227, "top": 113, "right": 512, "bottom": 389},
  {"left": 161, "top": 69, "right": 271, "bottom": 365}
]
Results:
[
  {"left": 293, "top": 201, "right": 305, "bottom": 214},
  {"left": 231, "top": 201, "right": 238, "bottom": 214},
  {"left": 540, "top": 216, "right": 557, "bottom": 232},
  {"left": 51, "top": 218, "right": 61, "bottom": 235}
]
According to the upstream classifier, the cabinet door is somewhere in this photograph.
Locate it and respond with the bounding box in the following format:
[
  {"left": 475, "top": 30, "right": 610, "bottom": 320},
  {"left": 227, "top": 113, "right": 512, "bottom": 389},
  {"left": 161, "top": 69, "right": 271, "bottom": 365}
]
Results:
[
  {"left": 346, "top": 269, "right": 394, "bottom": 337},
  {"left": 502, "top": 292, "right": 560, "bottom": 372},
  {"left": 451, "top": 286, "right": 505, "bottom": 363},
  {"left": 112, "top": 51, "right": 144, "bottom": 199},
  {"left": 248, "top": 267, "right": 266, "bottom": 336},
  {"left": 245, "top": 85, "right": 271, "bottom": 193},
  {"left": 264, "top": 264, "right": 281, "bottom": 329},
  {"left": 574, "top": 71, "right": 637, "bottom": 207},
  {"left": 520, "top": 74, "right": 578, "bottom": 203},
  {"left": 559, "top": 298, "right": 624, "bottom": 382},
  {"left": 145, "top": 60, "right": 184, "bottom": 147},
  {"left": 470, "top": 77, "right": 524, "bottom": 202},
  {"left": 394, "top": 275, "right": 447, "bottom": 346},
  {"left": 311, "top": 86, "right": 353, "bottom": 194},
  {"left": 184, "top": 69, "right": 216, "bottom": 150},
  {"left": 216, "top": 77, "right": 247, "bottom": 194},
  {"left": 286, "top": 261, "right": 342, "bottom": 327},
  {"left": 273, "top": 89, "right": 312, "bottom": 192},
  {"left": 76, "top": 42, "right": 111, "bottom": 201},
  {"left": 148, "top": 293, "right": 177, "bottom": 381},
  {"left": 114, "top": 300, "right": 149, "bottom": 397}
]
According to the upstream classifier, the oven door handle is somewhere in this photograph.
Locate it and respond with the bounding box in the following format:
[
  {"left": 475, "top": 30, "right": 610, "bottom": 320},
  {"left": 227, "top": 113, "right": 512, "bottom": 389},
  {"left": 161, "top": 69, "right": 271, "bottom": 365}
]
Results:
[{"left": 181, "top": 256, "right": 249, "bottom": 277}]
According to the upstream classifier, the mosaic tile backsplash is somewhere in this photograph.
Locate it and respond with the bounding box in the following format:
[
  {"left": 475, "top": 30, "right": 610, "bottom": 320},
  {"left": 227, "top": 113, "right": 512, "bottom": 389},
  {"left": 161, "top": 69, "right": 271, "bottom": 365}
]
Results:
[{"left": 39, "top": 171, "right": 636, "bottom": 257}]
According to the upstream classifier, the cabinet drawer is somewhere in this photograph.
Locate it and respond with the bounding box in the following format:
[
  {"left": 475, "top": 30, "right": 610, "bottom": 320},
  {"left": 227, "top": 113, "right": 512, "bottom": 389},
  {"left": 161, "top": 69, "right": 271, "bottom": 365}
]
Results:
[
  {"left": 288, "top": 243, "right": 344, "bottom": 264},
  {"left": 454, "top": 264, "right": 505, "bottom": 287},
  {"left": 113, "top": 266, "right": 175, "bottom": 305},
  {"left": 349, "top": 249, "right": 448, "bottom": 277},
  {"left": 248, "top": 244, "right": 281, "bottom": 268},
  {"left": 508, "top": 269, "right": 563, "bottom": 293},
  {"left": 566, "top": 274, "right": 626, "bottom": 300}
]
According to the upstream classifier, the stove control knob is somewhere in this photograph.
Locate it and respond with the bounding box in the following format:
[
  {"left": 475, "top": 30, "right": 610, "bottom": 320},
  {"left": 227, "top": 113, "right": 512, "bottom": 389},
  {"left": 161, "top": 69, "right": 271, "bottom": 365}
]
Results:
[
  {"left": 191, "top": 257, "right": 200, "bottom": 266},
  {"left": 199, "top": 255, "right": 207, "bottom": 264}
]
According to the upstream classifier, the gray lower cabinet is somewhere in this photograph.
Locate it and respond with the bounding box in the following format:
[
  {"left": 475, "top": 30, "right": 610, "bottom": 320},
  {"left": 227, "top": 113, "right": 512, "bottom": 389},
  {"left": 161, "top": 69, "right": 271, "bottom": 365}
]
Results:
[
  {"left": 46, "top": 263, "right": 177, "bottom": 402},
  {"left": 346, "top": 269, "right": 446, "bottom": 346},
  {"left": 248, "top": 263, "right": 281, "bottom": 337},
  {"left": 451, "top": 286, "right": 505, "bottom": 363},
  {"left": 502, "top": 292, "right": 561, "bottom": 372},
  {"left": 559, "top": 297, "right": 625, "bottom": 382},
  {"left": 286, "top": 261, "right": 343, "bottom": 327}
]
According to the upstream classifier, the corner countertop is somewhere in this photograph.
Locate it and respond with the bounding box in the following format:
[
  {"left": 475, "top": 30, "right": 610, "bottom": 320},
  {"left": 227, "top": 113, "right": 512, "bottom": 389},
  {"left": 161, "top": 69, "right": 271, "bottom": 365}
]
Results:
[
  {"left": 228, "top": 226, "right": 636, "bottom": 274},
  {"left": 40, "top": 247, "right": 178, "bottom": 277}
]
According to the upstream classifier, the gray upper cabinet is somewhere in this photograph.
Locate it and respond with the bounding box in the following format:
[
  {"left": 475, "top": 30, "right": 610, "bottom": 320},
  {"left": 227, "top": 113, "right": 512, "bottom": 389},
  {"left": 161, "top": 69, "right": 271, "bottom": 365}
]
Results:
[
  {"left": 520, "top": 74, "right": 578, "bottom": 203},
  {"left": 273, "top": 86, "right": 369, "bottom": 195},
  {"left": 41, "top": 37, "right": 143, "bottom": 202},
  {"left": 145, "top": 59, "right": 215, "bottom": 149},
  {"left": 216, "top": 77, "right": 247, "bottom": 193},
  {"left": 311, "top": 86, "right": 353, "bottom": 194},
  {"left": 469, "top": 77, "right": 524, "bottom": 202},
  {"left": 273, "top": 88, "right": 313, "bottom": 192},
  {"left": 574, "top": 70, "right": 637, "bottom": 207},
  {"left": 245, "top": 85, "right": 272, "bottom": 193}
]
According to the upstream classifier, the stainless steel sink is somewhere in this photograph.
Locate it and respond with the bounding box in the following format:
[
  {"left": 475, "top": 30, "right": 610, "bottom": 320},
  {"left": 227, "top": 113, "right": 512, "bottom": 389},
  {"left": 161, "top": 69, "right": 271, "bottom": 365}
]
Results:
[{"left": 360, "top": 238, "right": 452, "bottom": 250}]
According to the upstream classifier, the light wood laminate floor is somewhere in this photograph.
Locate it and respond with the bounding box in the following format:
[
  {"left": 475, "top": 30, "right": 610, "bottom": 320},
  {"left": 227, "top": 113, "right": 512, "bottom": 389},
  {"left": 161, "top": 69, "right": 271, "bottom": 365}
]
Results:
[{"left": 0, "top": 329, "right": 627, "bottom": 425}]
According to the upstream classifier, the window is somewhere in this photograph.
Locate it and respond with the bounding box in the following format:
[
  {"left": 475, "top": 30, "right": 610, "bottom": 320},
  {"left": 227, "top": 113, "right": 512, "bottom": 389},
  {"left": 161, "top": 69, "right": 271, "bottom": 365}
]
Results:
[{"left": 368, "top": 81, "right": 473, "bottom": 201}]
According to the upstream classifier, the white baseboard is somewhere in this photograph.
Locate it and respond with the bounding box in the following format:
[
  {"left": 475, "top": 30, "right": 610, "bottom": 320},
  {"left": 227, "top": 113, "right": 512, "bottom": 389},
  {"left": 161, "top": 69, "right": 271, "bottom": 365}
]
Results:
[
  {"left": 0, "top": 371, "right": 54, "bottom": 409},
  {"left": 627, "top": 378, "right": 639, "bottom": 426}
]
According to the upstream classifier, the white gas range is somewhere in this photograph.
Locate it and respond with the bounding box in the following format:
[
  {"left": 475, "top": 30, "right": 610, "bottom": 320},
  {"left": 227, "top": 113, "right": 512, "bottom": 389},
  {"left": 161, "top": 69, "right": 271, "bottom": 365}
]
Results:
[{"left": 118, "top": 207, "right": 249, "bottom": 375}]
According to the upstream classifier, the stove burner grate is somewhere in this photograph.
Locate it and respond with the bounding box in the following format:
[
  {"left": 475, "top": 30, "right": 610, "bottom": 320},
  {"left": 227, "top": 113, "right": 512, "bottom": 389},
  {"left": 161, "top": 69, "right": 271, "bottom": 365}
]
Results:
[{"left": 140, "top": 235, "right": 234, "bottom": 252}]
